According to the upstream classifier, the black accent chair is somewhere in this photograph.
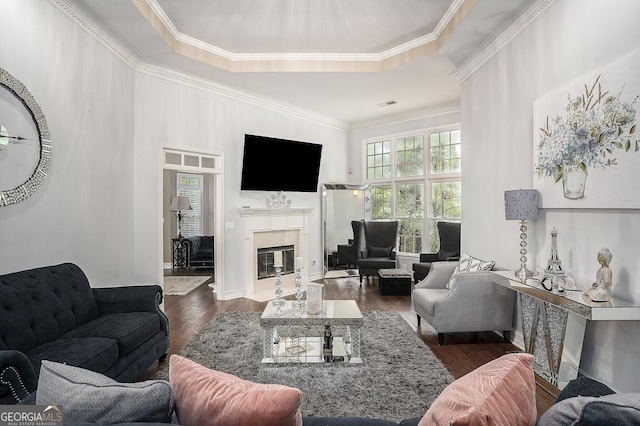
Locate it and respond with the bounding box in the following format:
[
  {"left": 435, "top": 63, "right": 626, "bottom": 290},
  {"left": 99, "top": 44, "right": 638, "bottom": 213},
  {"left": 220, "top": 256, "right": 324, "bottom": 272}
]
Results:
[
  {"left": 357, "top": 221, "right": 399, "bottom": 284},
  {"left": 412, "top": 221, "right": 461, "bottom": 283},
  {"left": 336, "top": 220, "right": 366, "bottom": 268}
]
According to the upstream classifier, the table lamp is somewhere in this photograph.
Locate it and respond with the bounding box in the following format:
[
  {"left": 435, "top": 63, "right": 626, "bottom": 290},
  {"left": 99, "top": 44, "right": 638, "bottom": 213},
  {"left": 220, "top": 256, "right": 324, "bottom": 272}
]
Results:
[
  {"left": 170, "top": 196, "right": 192, "bottom": 238},
  {"left": 504, "top": 189, "right": 539, "bottom": 280}
]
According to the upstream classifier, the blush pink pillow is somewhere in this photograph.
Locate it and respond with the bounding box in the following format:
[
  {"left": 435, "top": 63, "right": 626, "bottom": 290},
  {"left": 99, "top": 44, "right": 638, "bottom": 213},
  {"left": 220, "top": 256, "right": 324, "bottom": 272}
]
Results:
[
  {"left": 419, "top": 353, "right": 536, "bottom": 426},
  {"left": 169, "top": 355, "right": 303, "bottom": 426}
]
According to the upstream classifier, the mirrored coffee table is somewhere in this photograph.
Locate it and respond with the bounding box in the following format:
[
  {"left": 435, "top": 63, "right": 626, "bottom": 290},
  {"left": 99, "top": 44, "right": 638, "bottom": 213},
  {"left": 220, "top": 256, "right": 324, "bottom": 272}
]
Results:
[{"left": 260, "top": 300, "right": 363, "bottom": 364}]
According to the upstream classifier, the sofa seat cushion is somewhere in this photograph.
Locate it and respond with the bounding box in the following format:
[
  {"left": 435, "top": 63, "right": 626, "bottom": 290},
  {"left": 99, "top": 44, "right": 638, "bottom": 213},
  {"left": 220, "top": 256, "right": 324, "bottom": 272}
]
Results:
[
  {"left": 61, "top": 312, "right": 160, "bottom": 356},
  {"left": 26, "top": 337, "right": 118, "bottom": 375},
  {"left": 412, "top": 289, "right": 449, "bottom": 315}
]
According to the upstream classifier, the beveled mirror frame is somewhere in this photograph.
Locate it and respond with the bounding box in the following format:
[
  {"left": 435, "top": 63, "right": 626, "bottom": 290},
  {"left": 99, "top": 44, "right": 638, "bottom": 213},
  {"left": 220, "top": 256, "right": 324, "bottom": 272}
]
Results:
[{"left": 0, "top": 67, "right": 52, "bottom": 207}]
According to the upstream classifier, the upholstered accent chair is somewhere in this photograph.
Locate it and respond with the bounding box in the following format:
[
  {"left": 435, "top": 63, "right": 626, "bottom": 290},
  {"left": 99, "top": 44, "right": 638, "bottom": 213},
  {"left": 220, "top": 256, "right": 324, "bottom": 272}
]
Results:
[
  {"left": 412, "top": 221, "right": 461, "bottom": 283},
  {"left": 336, "top": 220, "right": 366, "bottom": 268},
  {"left": 412, "top": 261, "right": 516, "bottom": 345},
  {"left": 357, "top": 220, "right": 399, "bottom": 284}
]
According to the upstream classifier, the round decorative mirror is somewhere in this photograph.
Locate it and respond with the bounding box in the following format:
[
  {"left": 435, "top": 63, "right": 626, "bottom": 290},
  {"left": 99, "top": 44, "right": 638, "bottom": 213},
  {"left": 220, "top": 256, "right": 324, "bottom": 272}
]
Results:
[{"left": 0, "top": 67, "right": 52, "bottom": 207}]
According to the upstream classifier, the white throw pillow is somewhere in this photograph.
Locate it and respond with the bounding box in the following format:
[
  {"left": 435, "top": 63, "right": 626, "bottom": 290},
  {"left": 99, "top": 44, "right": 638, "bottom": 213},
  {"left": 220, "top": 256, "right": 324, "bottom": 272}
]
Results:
[{"left": 446, "top": 253, "right": 496, "bottom": 289}]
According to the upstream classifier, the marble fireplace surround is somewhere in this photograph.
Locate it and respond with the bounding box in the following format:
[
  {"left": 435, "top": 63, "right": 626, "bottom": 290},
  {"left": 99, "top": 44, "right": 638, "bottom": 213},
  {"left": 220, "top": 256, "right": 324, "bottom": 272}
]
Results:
[{"left": 239, "top": 207, "right": 312, "bottom": 300}]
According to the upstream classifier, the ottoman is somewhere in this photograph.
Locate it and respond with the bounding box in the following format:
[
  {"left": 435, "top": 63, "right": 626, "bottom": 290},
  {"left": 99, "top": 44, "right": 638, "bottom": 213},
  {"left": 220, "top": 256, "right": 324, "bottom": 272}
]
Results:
[{"left": 378, "top": 269, "right": 412, "bottom": 295}]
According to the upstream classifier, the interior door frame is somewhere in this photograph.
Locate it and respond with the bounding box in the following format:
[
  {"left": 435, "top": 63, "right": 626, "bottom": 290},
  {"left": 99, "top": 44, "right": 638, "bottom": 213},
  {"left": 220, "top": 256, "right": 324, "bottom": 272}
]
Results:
[{"left": 161, "top": 145, "right": 225, "bottom": 298}]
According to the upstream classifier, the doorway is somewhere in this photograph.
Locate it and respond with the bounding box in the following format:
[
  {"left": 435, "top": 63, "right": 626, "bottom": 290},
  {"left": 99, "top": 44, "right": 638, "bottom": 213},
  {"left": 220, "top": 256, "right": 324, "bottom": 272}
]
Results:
[{"left": 162, "top": 146, "right": 224, "bottom": 298}]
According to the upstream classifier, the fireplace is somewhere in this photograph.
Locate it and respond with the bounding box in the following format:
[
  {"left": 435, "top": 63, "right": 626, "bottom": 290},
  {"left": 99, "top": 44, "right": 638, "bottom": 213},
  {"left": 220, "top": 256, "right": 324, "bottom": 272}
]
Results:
[
  {"left": 239, "top": 207, "right": 312, "bottom": 300},
  {"left": 257, "top": 245, "right": 295, "bottom": 279}
]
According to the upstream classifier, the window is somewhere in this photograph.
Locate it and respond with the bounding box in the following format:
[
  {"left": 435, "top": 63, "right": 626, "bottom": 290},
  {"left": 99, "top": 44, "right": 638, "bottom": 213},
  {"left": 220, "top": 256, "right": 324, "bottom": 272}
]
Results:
[
  {"left": 430, "top": 130, "right": 461, "bottom": 174},
  {"left": 370, "top": 185, "right": 391, "bottom": 220},
  {"left": 396, "top": 135, "right": 424, "bottom": 177},
  {"left": 428, "top": 181, "right": 462, "bottom": 252},
  {"left": 177, "top": 172, "right": 203, "bottom": 237},
  {"left": 364, "top": 126, "right": 461, "bottom": 254},
  {"left": 396, "top": 183, "right": 424, "bottom": 253},
  {"left": 366, "top": 140, "right": 392, "bottom": 180}
]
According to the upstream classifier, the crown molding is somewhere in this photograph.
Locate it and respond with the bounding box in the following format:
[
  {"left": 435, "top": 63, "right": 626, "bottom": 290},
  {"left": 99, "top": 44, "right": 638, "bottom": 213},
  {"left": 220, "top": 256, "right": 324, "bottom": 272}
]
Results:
[
  {"left": 47, "top": 0, "right": 350, "bottom": 130},
  {"left": 132, "top": 0, "right": 476, "bottom": 72},
  {"left": 452, "top": 0, "right": 558, "bottom": 83},
  {"left": 49, "top": 0, "right": 139, "bottom": 69}
]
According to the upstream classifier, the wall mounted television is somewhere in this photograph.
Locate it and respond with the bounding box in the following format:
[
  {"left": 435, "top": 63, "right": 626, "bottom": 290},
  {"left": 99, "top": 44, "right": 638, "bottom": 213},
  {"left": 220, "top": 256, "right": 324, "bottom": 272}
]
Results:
[{"left": 240, "top": 134, "right": 323, "bottom": 192}]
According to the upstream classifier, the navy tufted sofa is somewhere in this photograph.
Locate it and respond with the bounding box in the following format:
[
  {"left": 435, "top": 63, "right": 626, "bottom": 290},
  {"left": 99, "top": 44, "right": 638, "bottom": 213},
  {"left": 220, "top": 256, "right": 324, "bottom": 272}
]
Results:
[{"left": 0, "top": 263, "right": 169, "bottom": 405}]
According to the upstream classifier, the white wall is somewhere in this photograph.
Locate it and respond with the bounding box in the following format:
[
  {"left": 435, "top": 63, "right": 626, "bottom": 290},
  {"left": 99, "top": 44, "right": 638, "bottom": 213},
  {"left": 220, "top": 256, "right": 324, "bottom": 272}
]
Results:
[
  {"left": 0, "top": 0, "right": 350, "bottom": 294},
  {"left": 132, "top": 72, "right": 350, "bottom": 293},
  {"left": 0, "top": 0, "right": 137, "bottom": 286},
  {"left": 461, "top": 0, "right": 640, "bottom": 391}
]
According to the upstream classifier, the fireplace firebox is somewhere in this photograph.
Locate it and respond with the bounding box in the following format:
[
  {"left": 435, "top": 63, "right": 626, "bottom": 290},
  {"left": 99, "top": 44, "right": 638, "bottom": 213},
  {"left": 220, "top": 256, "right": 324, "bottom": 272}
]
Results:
[{"left": 257, "top": 245, "right": 295, "bottom": 279}]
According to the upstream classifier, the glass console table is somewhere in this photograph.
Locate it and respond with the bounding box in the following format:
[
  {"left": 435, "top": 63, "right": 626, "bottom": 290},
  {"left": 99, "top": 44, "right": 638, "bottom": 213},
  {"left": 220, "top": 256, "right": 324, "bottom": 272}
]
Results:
[
  {"left": 260, "top": 300, "right": 363, "bottom": 364},
  {"left": 491, "top": 271, "right": 640, "bottom": 389}
]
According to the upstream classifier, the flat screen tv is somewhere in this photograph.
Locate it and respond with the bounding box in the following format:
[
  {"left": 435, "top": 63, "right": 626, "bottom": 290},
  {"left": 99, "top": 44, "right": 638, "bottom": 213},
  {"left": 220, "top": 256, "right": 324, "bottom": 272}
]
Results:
[{"left": 240, "top": 134, "right": 323, "bottom": 192}]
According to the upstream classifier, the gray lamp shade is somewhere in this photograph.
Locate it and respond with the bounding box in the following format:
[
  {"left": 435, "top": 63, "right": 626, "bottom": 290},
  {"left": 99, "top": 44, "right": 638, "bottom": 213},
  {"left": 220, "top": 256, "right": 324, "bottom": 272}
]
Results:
[
  {"left": 170, "top": 196, "right": 192, "bottom": 211},
  {"left": 504, "top": 189, "right": 539, "bottom": 221}
]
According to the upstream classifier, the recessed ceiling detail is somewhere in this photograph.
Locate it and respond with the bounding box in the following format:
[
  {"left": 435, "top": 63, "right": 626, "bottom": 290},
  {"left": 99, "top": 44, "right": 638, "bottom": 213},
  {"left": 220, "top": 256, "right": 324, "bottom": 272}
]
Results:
[{"left": 131, "top": 0, "right": 477, "bottom": 72}]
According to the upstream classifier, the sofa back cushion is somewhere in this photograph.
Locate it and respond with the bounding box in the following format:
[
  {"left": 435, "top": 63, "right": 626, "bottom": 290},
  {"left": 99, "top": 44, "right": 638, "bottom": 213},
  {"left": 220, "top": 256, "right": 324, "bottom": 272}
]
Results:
[{"left": 0, "top": 263, "right": 100, "bottom": 352}]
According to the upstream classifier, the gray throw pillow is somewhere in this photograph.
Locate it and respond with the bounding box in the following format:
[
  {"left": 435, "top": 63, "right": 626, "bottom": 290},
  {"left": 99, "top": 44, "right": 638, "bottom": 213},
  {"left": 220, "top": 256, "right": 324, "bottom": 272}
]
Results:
[
  {"left": 36, "top": 360, "right": 174, "bottom": 424},
  {"left": 537, "top": 393, "right": 640, "bottom": 425}
]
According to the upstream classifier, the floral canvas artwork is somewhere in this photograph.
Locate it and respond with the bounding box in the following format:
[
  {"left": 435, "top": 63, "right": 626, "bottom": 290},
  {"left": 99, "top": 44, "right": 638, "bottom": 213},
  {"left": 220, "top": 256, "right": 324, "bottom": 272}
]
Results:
[{"left": 533, "top": 49, "right": 640, "bottom": 208}]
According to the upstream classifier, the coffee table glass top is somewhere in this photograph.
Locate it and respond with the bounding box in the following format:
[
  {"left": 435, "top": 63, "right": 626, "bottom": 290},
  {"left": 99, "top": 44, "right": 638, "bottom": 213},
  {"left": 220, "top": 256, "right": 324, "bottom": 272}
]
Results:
[{"left": 260, "top": 299, "right": 363, "bottom": 324}]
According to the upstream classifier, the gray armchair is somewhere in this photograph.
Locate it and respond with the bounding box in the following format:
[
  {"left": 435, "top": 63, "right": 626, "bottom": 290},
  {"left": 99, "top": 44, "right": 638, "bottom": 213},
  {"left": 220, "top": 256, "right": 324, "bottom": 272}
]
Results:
[
  {"left": 336, "top": 220, "right": 365, "bottom": 268},
  {"left": 412, "top": 261, "right": 515, "bottom": 345},
  {"left": 412, "top": 221, "right": 461, "bottom": 283},
  {"left": 357, "top": 220, "right": 399, "bottom": 284}
]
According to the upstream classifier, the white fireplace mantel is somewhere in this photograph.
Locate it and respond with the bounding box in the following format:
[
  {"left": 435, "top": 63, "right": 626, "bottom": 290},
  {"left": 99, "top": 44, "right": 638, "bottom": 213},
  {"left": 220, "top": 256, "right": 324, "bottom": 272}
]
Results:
[{"left": 239, "top": 207, "right": 313, "bottom": 299}]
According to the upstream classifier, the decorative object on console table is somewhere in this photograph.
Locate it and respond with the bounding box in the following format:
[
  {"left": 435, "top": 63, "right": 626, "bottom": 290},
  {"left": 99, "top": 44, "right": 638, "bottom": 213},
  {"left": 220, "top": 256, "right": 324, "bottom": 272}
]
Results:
[
  {"left": 272, "top": 250, "right": 285, "bottom": 316},
  {"left": 584, "top": 247, "right": 613, "bottom": 302},
  {"left": 541, "top": 227, "right": 566, "bottom": 293},
  {"left": 504, "top": 189, "right": 539, "bottom": 280},
  {"left": 169, "top": 196, "right": 192, "bottom": 238},
  {"left": 306, "top": 283, "right": 324, "bottom": 315}
]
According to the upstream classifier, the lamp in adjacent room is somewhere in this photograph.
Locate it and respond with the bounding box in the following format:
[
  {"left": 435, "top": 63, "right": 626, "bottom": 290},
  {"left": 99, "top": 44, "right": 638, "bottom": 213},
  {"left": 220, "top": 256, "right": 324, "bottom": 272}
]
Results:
[
  {"left": 504, "top": 189, "right": 539, "bottom": 280},
  {"left": 170, "top": 196, "right": 192, "bottom": 238}
]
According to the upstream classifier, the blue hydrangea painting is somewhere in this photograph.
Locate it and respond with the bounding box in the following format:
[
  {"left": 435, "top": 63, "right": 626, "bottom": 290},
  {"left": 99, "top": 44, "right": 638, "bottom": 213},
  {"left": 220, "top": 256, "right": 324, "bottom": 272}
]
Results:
[{"left": 533, "top": 49, "right": 640, "bottom": 208}]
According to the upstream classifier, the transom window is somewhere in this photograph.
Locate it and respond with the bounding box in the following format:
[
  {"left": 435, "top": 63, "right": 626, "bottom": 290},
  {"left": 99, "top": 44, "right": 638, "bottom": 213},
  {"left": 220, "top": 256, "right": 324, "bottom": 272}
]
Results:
[{"left": 364, "top": 126, "right": 461, "bottom": 254}]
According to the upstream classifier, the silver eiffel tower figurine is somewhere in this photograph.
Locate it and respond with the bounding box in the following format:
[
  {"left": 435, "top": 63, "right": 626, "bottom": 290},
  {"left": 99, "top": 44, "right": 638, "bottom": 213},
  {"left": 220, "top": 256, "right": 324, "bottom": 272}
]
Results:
[{"left": 543, "top": 228, "right": 566, "bottom": 293}]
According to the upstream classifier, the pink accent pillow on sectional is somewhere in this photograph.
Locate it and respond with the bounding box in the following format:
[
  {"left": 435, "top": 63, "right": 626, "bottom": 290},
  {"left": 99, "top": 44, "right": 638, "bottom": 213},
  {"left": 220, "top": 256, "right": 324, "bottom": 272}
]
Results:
[
  {"left": 169, "top": 355, "right": 303, "bottom": 426},
  {"left": 419, "top": 353, "right": 536, "bottom": 426}
]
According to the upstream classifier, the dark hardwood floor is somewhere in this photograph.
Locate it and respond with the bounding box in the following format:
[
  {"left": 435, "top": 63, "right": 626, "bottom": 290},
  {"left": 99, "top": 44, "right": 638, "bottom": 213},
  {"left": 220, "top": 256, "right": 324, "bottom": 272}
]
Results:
[{"left": 150, "top": 271, "right": 557, "bottom": 419}]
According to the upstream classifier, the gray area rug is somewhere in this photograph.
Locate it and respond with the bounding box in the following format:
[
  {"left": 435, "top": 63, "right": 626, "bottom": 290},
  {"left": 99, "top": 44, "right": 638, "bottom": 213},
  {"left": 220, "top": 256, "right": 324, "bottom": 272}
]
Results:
[{"left": 155, "top": 311, "right": 454, "bottom": 422}]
